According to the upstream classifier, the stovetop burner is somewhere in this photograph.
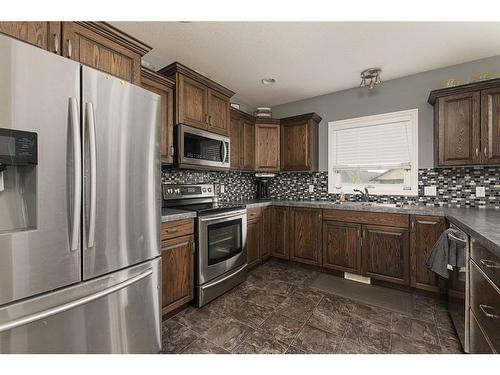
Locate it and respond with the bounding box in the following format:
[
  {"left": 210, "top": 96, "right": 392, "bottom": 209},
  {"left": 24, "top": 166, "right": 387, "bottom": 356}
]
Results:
[{"left": 181, "top": 202, "right": 246, "bottom": 215}]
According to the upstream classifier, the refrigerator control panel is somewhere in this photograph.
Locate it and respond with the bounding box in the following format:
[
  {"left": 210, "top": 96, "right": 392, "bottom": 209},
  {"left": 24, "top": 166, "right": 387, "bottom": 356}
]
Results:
[{"left": 0, "top": 128, "right": 37, "bottom": 167}]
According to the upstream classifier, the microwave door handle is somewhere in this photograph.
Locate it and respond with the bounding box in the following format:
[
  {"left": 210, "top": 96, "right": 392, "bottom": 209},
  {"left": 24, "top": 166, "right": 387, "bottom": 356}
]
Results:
[
  {"left": 85, "top": 102, "right": 97, "bottom": 249},
  {"left": 221, "top": 141, "right": 227, "bottom": 163},
  {"left": 69, "top": 97, "right": 81, "bottom": 252}
]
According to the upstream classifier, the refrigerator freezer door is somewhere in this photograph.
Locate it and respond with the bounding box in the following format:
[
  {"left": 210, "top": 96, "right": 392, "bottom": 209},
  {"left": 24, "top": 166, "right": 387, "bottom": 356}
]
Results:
[
  {"left": 0, "top": 35, "right": 81, "bottom": 305},
  {"left": 82, "top": 66, "right": 161, "bottom": 280},
  {"left": 0, "top": 258, "right": 161, "bottom": 353}
]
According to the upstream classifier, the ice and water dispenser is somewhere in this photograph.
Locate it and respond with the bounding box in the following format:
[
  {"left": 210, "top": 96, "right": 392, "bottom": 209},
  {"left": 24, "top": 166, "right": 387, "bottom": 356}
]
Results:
[{"left": 0, "top": 128, "right": 37, "bottom": 232}]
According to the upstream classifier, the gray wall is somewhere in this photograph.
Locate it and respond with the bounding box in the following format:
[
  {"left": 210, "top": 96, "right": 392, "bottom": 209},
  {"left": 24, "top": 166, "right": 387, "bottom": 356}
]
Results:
[{"left": 272, "top": 55, "right": 500, "bottom": 171}]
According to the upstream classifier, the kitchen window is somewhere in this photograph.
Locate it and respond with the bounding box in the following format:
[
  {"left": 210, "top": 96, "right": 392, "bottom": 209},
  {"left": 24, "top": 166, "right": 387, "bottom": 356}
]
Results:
[{"left": 328, "top": 109, "right": 418, "bottom": 196}]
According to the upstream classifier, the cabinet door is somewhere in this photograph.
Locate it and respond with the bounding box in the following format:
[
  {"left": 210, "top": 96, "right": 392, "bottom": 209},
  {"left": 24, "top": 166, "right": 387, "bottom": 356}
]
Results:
[
  {"left": 247, "top": 219, "right": 261, "bottom": 269},
  {"left": 362, "top": 225, "right": 410, "bottom": 285},
  {"left": 0, "top": 22, "right": 60, "bottom": 53},
  {"left": 62, "top": 22, "right": 141, "bottom": 84},
  {"left": 437, "top": 92, "right": 481, "bottom": 166},
  {"left": 207, "top": 89, "right": 230, "bottom": 136},
  {"left": 255, "top": 123, "right": 280, "bottom": 171},
  {"left": 229, "top": 111, "right": 241, "bottom": 169},
  {"left": 272, "top": 207, "right": 290, "bottom": 260},
  {"left": 323, "top": 221, "right": 361, "bottom": 274},
  {"left": 410, "top": 215, "right": 446, "bottom": 292},
  {"left": 481, "top": 87, "right": 500, "bottom": 164},
  {"left": 161, "top": 234, "right": 194, "bottom": 315},
  {"left": 261, "top": 207, "right": 274, "bottom": 260},
  {"left": 241, "top": 119, "right": 255, "bottom": 170},
  {"left": 177, "top": 74, "right": 208, "bottom": 129},
  {"left": 290, "top": 208, "right": 322, "bottom": 266},
  {"left": 281, "top": 120, "right": 310, "bottom": 171},
  {"left": 141, "top": 74, "right": 174, "bottom": 164}
]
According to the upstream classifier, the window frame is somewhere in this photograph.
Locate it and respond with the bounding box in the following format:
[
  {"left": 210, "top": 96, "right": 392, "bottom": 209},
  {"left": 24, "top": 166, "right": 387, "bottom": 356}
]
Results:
[{"left": 328, "top": 108, "right": 419, "bottom": 196}]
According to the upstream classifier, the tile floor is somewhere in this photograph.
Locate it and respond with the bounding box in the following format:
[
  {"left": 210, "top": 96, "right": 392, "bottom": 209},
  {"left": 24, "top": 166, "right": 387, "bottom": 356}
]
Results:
[{"left": 162, "top": 259, "right": 463, "bottom": 354}]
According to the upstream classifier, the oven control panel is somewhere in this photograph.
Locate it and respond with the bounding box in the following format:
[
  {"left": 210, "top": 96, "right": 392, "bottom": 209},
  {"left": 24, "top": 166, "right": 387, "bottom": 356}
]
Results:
[{"left": 162, "top": 183, "right": 215, "bottom": 200}]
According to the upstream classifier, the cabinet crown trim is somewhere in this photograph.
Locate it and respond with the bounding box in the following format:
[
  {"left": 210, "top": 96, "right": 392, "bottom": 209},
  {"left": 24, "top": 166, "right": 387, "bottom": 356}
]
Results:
[
  {"left": 141, "top": 67, "right": 175, "bottom": 88},
  {"left": 281, "top": 112, "right": 322, "bottom": 124},
  {"left": 76, "top": 22, "right": 152, "bottom": 56},
  {"left": 428, "top": 77, "right": 500, "bottom": 105},
  {"left": 159, "top": 61, "right": 235, "bottom": 98}
]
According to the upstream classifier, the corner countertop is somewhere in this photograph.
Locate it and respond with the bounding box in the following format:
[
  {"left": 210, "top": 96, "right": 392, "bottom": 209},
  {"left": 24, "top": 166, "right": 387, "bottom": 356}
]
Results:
[
  {"left": 227, "top": 199, "right": 500, "bottom": 258},
  {"left": 161, "top": 199, "right": 500, "bottom": 258},
  {"left": 161, "top": 208, "right": 197, "bottom": 222}
]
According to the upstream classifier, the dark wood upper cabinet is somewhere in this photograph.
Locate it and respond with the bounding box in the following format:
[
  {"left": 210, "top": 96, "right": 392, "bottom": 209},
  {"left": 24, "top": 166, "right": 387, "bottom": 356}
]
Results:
[
  {"left": 481, "top": 87, "right": 500, "bottom": 164},
  {"left": 280, "top": 113, "right": 321, "bottom": 171},
  {"left": 0, "top": 22, "right": 61, "bottom": 53},
  {"left": 161, "top": 234, "right": 194, "bottom": 315},
  {"left": 61, "top": 22, "right": 150, "bottom": 85},
  {"left": 290, "top": 207, "right": 322, "bottom": 266},
  {"left": 436, "top": 92, "right": 481, "bottom": 166},
  {"left": 362, "top": 225, "right": 410, "bottom": 285},
  {"left": 141, "top": 68, "right": 175, "bottom": 164},
  {"left": 410, "top": 215, "right": 446, "bottom": 292},
  {"left": 160, "top": 62, "right": 234, "bottom": 136},
  {"left": 429, "top": 78, "right": 500, "bottom": 166},
  {"left": 241, "top": 118, "right": 255, "bottom": 170},
  {"left": 255, "top": 119, "right": 281, "bottom": 172},
  {"left": 272, "top": 206, "right": 290, "bottom": 260},
  {"left": 323, "top": 220, "right": 362, "bottom": 274}
]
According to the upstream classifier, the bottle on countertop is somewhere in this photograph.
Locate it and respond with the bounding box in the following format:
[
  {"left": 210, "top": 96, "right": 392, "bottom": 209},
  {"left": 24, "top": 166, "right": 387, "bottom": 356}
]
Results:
[{"left": 339, "top": 190, "right": 346, "bottom": 204}]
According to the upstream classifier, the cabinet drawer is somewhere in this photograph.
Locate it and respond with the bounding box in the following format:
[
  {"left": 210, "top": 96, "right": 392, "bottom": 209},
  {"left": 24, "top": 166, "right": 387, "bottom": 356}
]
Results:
[
  {"left": 322, "top": 209, "right": 409, "bottom": 228},
  {"left": 161, "top": 219, "right": 194, "bottom": 241},
  {"left": 470, "top": 238, "right": 500, "bottom": 289},
  {"left": 247, "top": 207, "right": 262, "bottom": 222},
  {"left": 469, "top": 309, "right": 495, "bottom": 353},
  {"left": 470, "top": 260, "right": 500, "bottom": 352}
]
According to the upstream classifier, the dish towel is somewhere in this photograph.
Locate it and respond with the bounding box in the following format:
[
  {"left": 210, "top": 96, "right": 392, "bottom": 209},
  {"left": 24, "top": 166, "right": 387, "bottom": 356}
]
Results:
[{"left": 426, "top": 228, "right": 468, "bottom": 279}]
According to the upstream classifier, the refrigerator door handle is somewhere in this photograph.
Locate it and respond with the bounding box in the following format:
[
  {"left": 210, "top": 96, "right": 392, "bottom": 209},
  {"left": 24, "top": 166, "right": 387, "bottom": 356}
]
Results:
[
  {"left": 69, "top": 97, "right": 81, "bottom": 252},
  {"left": 85, "top": 102, "right": 97, "bottom": 249},
  {"left": 0, "top": 268, "right": 153, "bottom": 333}
]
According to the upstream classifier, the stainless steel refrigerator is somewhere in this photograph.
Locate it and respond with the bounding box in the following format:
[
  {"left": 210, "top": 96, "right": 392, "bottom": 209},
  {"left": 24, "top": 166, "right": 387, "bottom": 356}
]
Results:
[{"left": 0, "top": 35, "right": 162, "bottom": 353}]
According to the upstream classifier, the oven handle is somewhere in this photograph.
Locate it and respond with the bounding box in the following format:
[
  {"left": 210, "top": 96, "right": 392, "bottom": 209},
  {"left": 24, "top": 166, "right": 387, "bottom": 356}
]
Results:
[
  {"left": 448, "top": 232, "right": 468, "bottom": 245},
  {"left": 199, "top": 209, "right": 247, "bottom": 222},
  {"left": 202, "top": 264, "right": 248, "bottom": 289}
]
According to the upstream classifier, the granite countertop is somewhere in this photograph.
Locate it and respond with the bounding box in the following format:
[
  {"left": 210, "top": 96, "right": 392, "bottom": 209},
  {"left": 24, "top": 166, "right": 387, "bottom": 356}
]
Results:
[
  {"left": 162, "top": 199, "right": 500, "bottom": 258},
  {"left": 161, "top": 208, "right": 197, "bottom": 222}
]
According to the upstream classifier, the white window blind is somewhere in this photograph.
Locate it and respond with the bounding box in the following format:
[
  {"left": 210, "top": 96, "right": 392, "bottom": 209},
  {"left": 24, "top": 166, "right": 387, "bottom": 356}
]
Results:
[{"left": 333, "top": 120, "right": 413, "bottom": 170}]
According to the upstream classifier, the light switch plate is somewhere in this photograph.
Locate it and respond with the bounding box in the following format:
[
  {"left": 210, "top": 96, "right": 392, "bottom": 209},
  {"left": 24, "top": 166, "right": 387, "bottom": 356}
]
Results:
[
  {"left": 424, "top": 186, "right": 437, "bottom": 196},
  {"left": 219, "top": 184, "right": 225, "bottom": 194},
  {"left": 476, "top": 186, "right": 486, "bottom": 198},
  {"left": 308, "top": 184, "right": 314, "bottom": 193}
]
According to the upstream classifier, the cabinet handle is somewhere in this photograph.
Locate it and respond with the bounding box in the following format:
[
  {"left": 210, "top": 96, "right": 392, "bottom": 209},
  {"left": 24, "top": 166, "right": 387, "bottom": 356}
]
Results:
[
  {"left": 205, "top": 114, "right": 209, "bottom": 124},
  {"left": 484, "top": 146, "right": 488, "bottom": 157},
  {"left": 208, "top": 115, "right": 212, "bottom": 125},
  {"left": 170, "top": 145, "right": 175, "bottom": 157},
  {"left": 480, "top": 259, "right": 500, "bottom": 269},
  {"left": 411, "top": 221, "right": 415, "bottom": 232},
  {"left": 66, "top": 39, "right": 72, "bottom": 58},
  {"left": 475, "top": 147, "right": 479, "bottom": 157},
  {"left": 166, "top": 228, "right": 178, "bottom": 234},
  {"left": 479, "top": 304, "right": 499, "bottom": 319},
  {"left": 53, "top": 33, "right": 59, "bottom": 54}
]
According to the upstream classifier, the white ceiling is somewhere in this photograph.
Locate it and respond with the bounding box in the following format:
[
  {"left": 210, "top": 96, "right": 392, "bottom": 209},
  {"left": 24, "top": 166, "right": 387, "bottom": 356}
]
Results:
[{"left": 113, "top": 22, "right": 500, "bottom": 107}]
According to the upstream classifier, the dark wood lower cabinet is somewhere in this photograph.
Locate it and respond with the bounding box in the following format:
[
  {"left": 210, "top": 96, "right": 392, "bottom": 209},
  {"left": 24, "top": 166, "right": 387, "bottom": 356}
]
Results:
[
  {"left": 290, "top": 207, "right": 322, "bottom": 266},
  {"left": 362, "top": 225, "right": 410, "bottom": 285},
  {"left": 261, "top": 207, "right": 274, "bottom": 260},
  {"left": 247, "top": 219, "right": 262, "bottom": 269},
  {"left": 410, "top": 215, "right": 447, "bottom": 292},
  {"left": 161, "top": 234, "right": 194, "bottom": 315},
  {"left": 272, "top": 207, "right": 290, "bottom": 260},
  {"left": 323, "top": 220, "right": 361, "bottom": 274}
]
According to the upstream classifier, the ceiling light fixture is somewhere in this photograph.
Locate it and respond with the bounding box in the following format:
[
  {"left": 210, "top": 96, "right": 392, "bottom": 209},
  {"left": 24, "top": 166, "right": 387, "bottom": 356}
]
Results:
[
  {"left": 261, "top": 78, "right": 276, "bottom": 85},
  {"left": 360, "top": 68, "right": 382, "bottom": 89}
]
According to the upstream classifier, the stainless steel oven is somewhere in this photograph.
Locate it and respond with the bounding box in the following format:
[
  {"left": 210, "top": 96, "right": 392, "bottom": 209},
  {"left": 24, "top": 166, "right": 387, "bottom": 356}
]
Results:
[{"left": 176, "top": 124, "right": 230, "bottom": 170}]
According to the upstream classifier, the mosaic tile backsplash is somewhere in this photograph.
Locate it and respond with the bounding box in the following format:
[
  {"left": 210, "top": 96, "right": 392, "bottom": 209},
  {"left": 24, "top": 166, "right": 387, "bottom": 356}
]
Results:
[{"left": 162, "top": 166, "right": 500, "bottom": 208}]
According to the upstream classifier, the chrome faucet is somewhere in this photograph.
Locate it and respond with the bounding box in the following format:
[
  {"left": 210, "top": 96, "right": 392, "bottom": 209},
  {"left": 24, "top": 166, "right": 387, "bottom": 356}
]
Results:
[{"left": 353, "top": 187, "right": 370, "bottom": 203}]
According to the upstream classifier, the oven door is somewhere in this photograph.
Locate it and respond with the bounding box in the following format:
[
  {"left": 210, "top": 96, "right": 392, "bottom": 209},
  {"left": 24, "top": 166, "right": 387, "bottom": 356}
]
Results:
[
  {"left": 177, "top": 125, "right": 230, "bottom": 170},
  {"left": 197, "top": 210, "right": 247, "bottom": 284}
]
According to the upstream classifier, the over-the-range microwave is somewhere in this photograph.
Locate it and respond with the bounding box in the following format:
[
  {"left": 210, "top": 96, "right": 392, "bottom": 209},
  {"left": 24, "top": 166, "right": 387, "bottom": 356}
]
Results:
[{"left": 175, "top": 124, "right": 230, "bottom": 170}]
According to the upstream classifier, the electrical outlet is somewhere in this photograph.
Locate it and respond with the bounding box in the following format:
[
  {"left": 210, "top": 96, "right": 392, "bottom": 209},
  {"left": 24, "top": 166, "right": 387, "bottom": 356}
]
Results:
[
  {"left": 219, "top": 184, "right": 225, "bottom": 194},
  {"left": 308, "top": 184, "right": 314, "bottom": 193},
  {"left": 476, "top": 186, "right": 486, "bottom": 198},
  {"left": 424, "top": 186, "right": 437, "bottom": 196}
]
